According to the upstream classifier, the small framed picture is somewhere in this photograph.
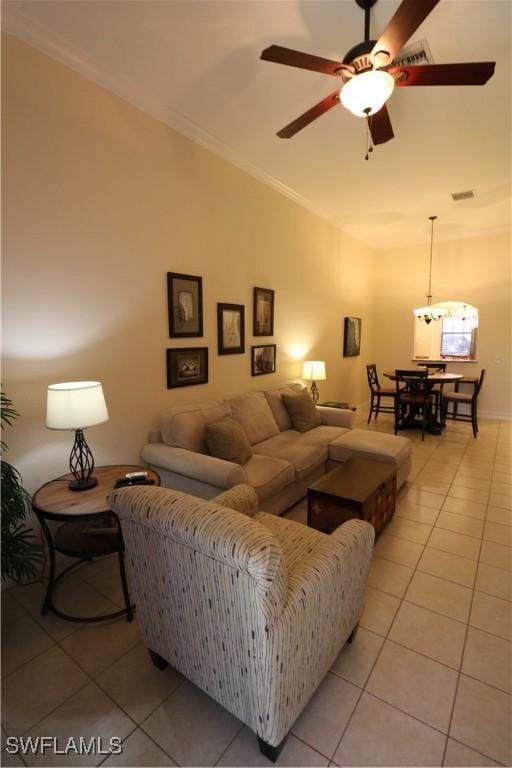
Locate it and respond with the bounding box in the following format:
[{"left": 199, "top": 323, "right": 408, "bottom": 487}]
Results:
[
  {"left": 167, "top": 272, "right": 203, "bottom": 337},
  {"left": 253, "top": 287, "right": 275, "bottom": 336},
  {"left": 167, "top": 347, "right": 208, "bottom": 388},
  {"left": 218, "top": 303, "right": 245, "bottom": 355},
  {"left": 343, "top": 317, "right": 362, "bottom": 357},
  {"left": 251, "top": 344, "right": 276, "bottom": 376}
]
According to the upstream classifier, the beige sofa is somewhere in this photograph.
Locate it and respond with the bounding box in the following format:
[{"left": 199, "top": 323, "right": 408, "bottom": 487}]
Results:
[
  {"left": 142, "top": 383, "right": 411, "bottom": 515},
  {"left": 111, "top": 482, "right": 374, "bottom": 760}
]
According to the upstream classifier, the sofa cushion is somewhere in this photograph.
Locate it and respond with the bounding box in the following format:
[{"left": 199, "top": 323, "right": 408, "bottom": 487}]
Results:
[
  {"left": 253, "top": 430, "right": 332, "bottom": 481},
  {"left": 263, "top": 385, "right": 296, "bottom": 431},
  {"left": 282, "top": 390, "right": 322, "bottom": 433},
  {"left": 205, "top": 417, "right": 253, "bottom": 465},
  {"left": 329, "top": 429, "right": 411, "bottom": 468},
  {"left": 161, "top": 400, "right": 230, "bottom": 453},
  {"left": 227, "top": 391, "right": 280, "bottom": 445},
  {"left": 243, "top": 454, "right": 295, "bottom": 502}
]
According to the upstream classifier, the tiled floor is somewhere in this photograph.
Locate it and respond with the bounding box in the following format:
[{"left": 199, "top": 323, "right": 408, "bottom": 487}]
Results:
[{"left": 1, "top": 415, "right": 511, "bottom": 767}]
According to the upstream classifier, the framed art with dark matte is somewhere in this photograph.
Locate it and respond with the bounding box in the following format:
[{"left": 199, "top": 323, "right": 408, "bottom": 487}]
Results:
[
  {"left": 251, "top": 344, "right": 276, "bottom": 376},
  {"left": 253, "top": 287, "right": 274, "bottom": 336},
  {"left": 167, "top": 272, "right": 203, "bottom": 337},
  {"left": 218, "top": 303, "right": 245, "bottom": 355},
  {"left": 343, "top": 316, "right": 362, "bottom": 357},
  {"left": 167, "top": 347, "right": 208, "bottom": 388}
]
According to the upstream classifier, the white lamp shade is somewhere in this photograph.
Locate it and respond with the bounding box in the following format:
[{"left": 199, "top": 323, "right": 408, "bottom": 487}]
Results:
[
  {"left": 302, "top": 361, "right": 327, "bottom": 381},
  {"left": 340, "top": 70, "right": 395, "bottom": 117},
  {"left": 46, "top": 381, "right": 109, "bottom": 430}
]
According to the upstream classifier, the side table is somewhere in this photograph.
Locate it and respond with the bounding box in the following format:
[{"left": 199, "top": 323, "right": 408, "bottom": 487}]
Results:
[{"left": 32, "top": 464, "right": 160, "bottom": 623}]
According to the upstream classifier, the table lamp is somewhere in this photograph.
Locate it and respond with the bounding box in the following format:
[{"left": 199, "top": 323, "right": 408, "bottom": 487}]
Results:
[
  {"left": 302, "top": 361, "right": 326, "bottom": 405},
  {"left": 46, "top": 381, "right": 109, "bottom": 491}
]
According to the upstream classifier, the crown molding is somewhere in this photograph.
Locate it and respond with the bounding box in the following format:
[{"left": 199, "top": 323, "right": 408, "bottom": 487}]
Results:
[{"left": 3, "top": 10, "right": 335, "bottom": 231}]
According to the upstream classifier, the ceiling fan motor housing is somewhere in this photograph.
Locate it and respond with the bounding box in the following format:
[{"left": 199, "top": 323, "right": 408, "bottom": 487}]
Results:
[{"left": 342, "top": 40, "right": 378, "bottom": 82}]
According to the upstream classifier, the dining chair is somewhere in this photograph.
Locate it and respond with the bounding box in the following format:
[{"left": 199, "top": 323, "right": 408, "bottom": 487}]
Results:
[
  {"left": 366, "top": 364, "right": 396, "bottom": 423},
  {"left": 418, "top": 362, "right": 447, "bottom": 420},
  {"left": 441, "top": 369, "right": 486, "bottom": 438},
  {"left": 394, "top": 369, "right": 434, "bottom": 442}
]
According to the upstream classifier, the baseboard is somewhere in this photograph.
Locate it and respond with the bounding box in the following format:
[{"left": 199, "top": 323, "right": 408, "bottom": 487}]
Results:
[{"left": 479, "top": 410, "right": 512, "bottom": 421}]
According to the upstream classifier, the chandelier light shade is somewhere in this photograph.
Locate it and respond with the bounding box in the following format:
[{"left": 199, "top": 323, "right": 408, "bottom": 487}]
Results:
[
  {"left": 340, "top": 70, "right": 395, "bottom": 117},
  {"left": 46, "top": 381, "right": 109, "bottom": 491},
  {"left": 302, "top": 360, "right": 326, "bottom": 404},
  {"left": 413, "top": 215, "right": 448, "bottom": 325}
]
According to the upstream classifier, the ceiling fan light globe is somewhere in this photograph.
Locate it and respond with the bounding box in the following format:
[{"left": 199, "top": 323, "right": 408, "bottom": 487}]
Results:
[{"left": 340, "top": 70, "right": 395, "bottom": 117}]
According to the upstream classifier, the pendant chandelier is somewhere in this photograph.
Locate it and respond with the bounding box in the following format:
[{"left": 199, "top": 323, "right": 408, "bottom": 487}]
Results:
[{"left": 413, "top": 216, "right": 448, "bottom": 324}]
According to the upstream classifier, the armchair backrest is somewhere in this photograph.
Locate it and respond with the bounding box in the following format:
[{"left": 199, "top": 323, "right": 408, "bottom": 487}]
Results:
[{"left": 111, "top": 484, "right": 287, "bottom": 734}]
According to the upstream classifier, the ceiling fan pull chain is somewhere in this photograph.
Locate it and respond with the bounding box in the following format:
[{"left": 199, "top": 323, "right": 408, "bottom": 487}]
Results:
[{"left": 365, "top": 115, "right": 373, "bottom": 160}]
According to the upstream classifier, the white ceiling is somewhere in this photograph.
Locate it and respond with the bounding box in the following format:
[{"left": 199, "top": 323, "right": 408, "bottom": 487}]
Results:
[{"left": 3, "top": 0, "right": 511, "bottom": 249}]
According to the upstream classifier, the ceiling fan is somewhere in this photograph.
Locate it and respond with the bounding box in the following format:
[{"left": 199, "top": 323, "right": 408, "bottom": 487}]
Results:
[{"left": 260, "top": 0, "right": 495, "bottom": 147}]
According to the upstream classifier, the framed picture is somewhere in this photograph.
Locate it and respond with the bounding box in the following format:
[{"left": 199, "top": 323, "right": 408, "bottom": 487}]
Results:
[
  {"left": 343, "top": 317, "right": 362, "bottom": 357},
  {"left": 167, "top": 347, "right": 208, "bottom": 388},
  {"left": 218, "top": 303, "right": 245, "bottom": 355},
  {"left": 167, "top": 272, "right": 203, "bottom": 337},
  {"left": 251, "top": 344, "right": 276, "bottom": 376},
  {"left": 253, "top": 287, "right": 274, "bottom": 336}
]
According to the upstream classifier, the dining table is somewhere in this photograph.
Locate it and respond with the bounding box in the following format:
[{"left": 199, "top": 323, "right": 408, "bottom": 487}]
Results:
[{"left": 383, "top": 369, "right": 464, "bottom": 435}]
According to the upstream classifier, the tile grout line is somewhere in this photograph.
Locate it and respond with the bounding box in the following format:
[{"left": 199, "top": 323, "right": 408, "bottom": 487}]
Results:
[{"left": 439, "top": 426, "right": 498, "bottom": 768}]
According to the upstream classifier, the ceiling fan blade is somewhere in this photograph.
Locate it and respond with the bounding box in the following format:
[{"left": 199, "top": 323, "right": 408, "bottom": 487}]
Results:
[
  {"left": 276, "top": 90, "right": 340, "bottom": 138},
  {"left": 392, "top": 61, "right": 496, "bottom": 86},
  {"left": 371, "top": 0, "right": 440, "bottom": 66},
  {"left": 261, "top": 45, "right": 349, "bottom": 76},
  {"left": 369, "top": 105, "right": 394, "bottom": 145}
]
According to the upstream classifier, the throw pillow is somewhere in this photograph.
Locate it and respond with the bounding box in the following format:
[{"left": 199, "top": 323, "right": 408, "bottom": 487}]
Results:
[
  {"left": 282, "top": 390, "right": 322, "bottom": 433},
  {"left": 205, "top": 417, "right": 253, "bottom": 465}
]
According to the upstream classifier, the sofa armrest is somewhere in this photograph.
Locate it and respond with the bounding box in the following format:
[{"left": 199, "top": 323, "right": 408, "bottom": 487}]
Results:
[
  {"left": 316, "top": 405, "right": 355, "bottom": 429},
  {"left": 141, "top": 442, "right": 247, "bottom": 490},
  {"left": 213, "top": 484, "right": 259, "bottom": 517}
]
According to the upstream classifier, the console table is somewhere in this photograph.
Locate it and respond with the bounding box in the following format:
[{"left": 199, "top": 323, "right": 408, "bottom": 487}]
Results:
[{"left": 32, "top": 464, "right": 160, "bottom": 623}]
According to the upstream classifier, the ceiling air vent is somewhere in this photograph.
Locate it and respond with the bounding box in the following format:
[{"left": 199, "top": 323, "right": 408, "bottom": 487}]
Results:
[
  {"left": 392, "top": 39, "right": 434, "bottom": 68},
  {"left": 451, "top": 190, "right": 476, "bottom": 201}
]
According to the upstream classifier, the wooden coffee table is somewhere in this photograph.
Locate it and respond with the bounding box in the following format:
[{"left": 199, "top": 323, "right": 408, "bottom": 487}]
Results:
[{"left": 308, "top": 457, "right": 396, "bottom": 536}]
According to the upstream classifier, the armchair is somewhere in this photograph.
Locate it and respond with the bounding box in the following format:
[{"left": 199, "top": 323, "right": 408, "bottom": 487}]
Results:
[{"left": 110, "top": 483, "right": 374, "bottom": 761}]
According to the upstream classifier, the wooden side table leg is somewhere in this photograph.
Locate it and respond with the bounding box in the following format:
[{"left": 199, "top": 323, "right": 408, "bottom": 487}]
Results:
[
  {"left": 117, "top": 545, "right": 133, "bottom": 622},
  {"left": 37, "top": 513, "right": 56, "bottom": 615}
]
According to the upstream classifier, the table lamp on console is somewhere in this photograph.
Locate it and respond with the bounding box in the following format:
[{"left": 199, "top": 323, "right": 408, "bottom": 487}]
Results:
[
  {"left": 46, "top": 381, "right": 109, "bottom": 491},
  {"left": 302, "top": 361, "right": 326, "bottom": 405}
]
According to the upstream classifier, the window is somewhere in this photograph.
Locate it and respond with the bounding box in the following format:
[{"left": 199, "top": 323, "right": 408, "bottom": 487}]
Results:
[
  {"left": 413, "top": 310, "right": 478, "bottom": 361},
  {"left": 440, "top": 316, "right": 477, "bottom": 359}
]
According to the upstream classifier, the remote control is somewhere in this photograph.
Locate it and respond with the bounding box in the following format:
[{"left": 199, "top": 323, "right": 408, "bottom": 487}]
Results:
[{"left": 125, "top": 471, "right": 148, "bottom": 480}]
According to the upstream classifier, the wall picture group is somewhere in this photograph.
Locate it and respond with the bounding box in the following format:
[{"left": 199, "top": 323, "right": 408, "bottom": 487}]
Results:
[{"left": 166, "top": 274, "right": 276, "bottom": 387}]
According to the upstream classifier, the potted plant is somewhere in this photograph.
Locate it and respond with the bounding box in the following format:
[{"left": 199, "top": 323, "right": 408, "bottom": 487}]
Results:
[{"left": 1, "top": 391, "right": 44, "bottom": 582}]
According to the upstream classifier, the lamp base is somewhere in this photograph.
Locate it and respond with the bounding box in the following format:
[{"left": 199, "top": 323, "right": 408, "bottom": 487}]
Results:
[{"left": 68, "top": 476, "right": 98, "bottom": 492}]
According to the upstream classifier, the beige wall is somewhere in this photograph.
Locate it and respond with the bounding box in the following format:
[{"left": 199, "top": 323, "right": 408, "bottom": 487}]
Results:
[
  {"left": 1, "top": 36, "right": 375, "bottom": 493},
  {"left": 373, "top": 233, "right": 511, "bottom": 417}
]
